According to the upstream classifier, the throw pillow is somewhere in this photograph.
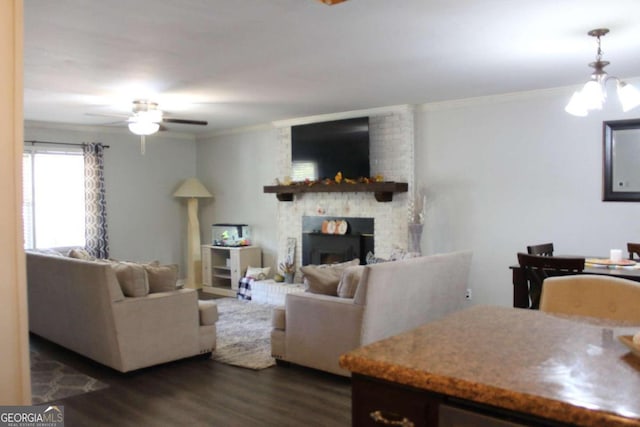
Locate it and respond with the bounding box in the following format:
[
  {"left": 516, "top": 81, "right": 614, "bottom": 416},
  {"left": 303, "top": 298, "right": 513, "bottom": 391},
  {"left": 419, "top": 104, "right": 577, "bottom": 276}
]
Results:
[
  {"left": 245, "top": 266, "right": 271, "bottom": 280},
  {"left": 144, "top": 263, "right": 179, "bottom": 293},
  {"left": 389, "top": 247, "right": 421, "bottom": 261},
  {"left": 337, "top": 265, "right": 365, "bottom": 298},
  {"left": 301, "top": 258, "right": 360, "bottom": 296},
  {"left": 111, "top": 262, "right": 149, "bottom": 297},
  {"left": 30, "top": 248, "right": 64, "bottom": 257},
  {"left": 366, "top": 251, "right": 388, "bottom": 264},
  {"left": 68, "top": 248, "right": 95, "bottom": 261}
]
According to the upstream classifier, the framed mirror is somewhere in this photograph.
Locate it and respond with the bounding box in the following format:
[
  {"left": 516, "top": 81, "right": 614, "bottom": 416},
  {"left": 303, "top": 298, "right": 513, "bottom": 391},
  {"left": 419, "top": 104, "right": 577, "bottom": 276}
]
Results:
[{"left": 603, "top": 118, "right": 640, "bottom": 201}]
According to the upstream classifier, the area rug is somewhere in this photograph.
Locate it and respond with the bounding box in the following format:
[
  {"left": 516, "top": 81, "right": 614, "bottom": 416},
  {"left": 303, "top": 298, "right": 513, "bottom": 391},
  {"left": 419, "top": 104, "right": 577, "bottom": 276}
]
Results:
[
  {"left": 30, "top": 351, "right": 108, "bottom": 404},
  {"left": 212, "top": 298, "right": 276, "bottom": 370}
]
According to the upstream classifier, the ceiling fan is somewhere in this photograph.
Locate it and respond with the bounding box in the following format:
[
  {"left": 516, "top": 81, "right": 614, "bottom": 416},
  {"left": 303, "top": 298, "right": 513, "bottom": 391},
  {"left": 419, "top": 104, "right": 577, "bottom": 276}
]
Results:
[{"left": 92, "top": 99, "right": 208, "bottom": 154}]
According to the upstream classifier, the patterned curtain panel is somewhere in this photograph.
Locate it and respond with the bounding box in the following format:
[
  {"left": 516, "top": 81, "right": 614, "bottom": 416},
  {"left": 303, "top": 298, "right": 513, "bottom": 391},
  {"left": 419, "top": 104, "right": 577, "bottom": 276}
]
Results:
[{"left": 83, "top": 143, "right": 110, "bottom": 259}]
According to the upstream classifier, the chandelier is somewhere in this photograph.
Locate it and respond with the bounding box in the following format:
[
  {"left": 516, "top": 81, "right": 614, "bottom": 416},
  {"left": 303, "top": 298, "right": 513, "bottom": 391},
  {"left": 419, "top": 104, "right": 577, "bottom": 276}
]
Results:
[{"left": 565, "top": 28, "right": 640, "bottom": 117}]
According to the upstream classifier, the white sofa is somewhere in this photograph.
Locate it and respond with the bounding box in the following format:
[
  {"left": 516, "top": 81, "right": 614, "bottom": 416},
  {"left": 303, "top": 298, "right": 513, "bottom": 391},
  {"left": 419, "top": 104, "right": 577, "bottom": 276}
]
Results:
[
  {"left": 271, "top": 250, "right": 473, "bottom": 376},
  {"left": 26, "top": 251, "right": 218, "bottom": 372}
]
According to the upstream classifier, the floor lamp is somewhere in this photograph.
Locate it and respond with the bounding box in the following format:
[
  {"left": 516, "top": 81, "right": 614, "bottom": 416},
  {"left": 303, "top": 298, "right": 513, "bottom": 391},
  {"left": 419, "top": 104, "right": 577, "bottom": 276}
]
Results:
[{"left": 174, "top": 178, "right": 212, "bottom": 289}]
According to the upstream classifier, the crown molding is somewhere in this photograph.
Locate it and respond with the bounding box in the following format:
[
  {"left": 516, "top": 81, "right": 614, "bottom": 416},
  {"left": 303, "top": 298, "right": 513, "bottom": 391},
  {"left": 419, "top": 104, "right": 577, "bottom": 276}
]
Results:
[
  {"left": 418, "top": 87, "right": 567, "bottom": 112},
  {"left": 419, "top": 76, "right": 640, "bottom": 112},
  {"left": 272, "top": 104, "right": 414, "bottom": 128},
  {"left": 196, "top": 123, "right": 275, "bottom": 140}
]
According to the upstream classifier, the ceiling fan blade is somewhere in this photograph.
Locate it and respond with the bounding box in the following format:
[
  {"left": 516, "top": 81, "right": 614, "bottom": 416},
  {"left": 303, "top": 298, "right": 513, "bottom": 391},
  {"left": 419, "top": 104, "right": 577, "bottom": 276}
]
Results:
[
  {"left": 100, "top": 120, "right": 128, "bottom": 126},
  {"left": 162, "top": 117, "right": 208, "bottom": 126},
  {"left": 85, "top": 112, "right": 130, "bottom": 119}
]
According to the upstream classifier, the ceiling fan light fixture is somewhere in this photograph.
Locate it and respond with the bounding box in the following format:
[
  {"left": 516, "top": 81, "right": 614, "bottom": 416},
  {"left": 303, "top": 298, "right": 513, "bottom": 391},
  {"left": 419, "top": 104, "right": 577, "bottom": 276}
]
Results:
[
  {"left": 565, "top": 28, "right": 640, "bottom": 116},
  {"left": 128, "top": 120, "right": 160, "bottom": 136},
  {"left": 142, "top": 109, "right": 163, "bottom": 123}
]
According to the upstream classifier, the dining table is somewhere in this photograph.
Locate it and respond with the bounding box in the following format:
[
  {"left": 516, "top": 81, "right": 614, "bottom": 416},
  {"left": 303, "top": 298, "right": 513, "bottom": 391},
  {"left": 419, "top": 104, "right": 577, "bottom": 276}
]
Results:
[{"left": 511, "top": 256, "right": 640, "bottom": 308}]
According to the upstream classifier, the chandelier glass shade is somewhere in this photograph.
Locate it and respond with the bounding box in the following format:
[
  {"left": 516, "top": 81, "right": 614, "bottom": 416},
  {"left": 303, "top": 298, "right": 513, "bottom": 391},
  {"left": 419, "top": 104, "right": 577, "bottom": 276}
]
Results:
[
  {"left": 565, "top": 28, "right": 640, "bottom": 117},
  {"left": 128, "top": 120, "right": 160, "bottom": 136},
  {"left": 127, "top": 109, "right": 162, "bottom": 135}
]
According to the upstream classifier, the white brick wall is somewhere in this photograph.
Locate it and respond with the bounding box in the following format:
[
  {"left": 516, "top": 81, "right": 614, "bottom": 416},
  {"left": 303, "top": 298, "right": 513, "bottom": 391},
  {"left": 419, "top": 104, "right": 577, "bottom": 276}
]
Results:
[{"left": 275, "top": 106, "right": 416, "bottom": 268}]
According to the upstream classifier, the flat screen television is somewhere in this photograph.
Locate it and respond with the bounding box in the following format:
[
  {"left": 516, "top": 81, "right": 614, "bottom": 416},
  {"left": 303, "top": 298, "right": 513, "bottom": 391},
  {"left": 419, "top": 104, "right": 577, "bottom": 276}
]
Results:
[{"left": 291, "top": 117, "right": 370, "bottom": 181}]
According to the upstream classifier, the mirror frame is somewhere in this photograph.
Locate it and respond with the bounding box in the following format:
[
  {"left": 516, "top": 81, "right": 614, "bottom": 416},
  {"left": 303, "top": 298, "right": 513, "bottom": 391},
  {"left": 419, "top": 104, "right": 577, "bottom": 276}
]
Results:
[{"left": 603, "top": 118, "right": 640, "bottom": 201}]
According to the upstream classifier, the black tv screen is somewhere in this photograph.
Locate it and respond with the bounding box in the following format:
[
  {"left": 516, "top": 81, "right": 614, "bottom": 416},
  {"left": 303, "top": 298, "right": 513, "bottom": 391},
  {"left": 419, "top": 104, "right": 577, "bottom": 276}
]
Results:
[{"left": 291, "top": 117, "right": 370, "bottom": 181}]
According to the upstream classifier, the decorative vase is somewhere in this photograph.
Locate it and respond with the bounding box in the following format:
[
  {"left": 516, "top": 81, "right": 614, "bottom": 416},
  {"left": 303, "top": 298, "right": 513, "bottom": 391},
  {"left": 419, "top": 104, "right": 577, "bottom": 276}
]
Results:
[
  {"left": 284, "top": 272, "right": 294, "bottom": 284},
  {"left": 408, "top": 223, "right": 423, "bottom": 255}
]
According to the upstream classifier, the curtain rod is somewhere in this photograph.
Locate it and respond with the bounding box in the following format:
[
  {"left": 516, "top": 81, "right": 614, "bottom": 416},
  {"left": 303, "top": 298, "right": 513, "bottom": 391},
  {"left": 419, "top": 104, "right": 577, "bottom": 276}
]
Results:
[{"left": 24, "top": 140, "right": 110, "bottom": 148}]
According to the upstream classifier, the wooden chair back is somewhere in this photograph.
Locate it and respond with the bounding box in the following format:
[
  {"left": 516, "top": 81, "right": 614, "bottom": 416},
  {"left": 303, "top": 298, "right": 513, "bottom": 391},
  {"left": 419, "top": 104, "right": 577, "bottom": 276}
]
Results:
[
  {"left": 627, "top": 242, "right": 640, "bottom": 260},
  {"left": 517, "top": 253, "right": 585, "bottom": 309},
  {"left": 526, "top": 242, "right": 554, "bottom": 256}
]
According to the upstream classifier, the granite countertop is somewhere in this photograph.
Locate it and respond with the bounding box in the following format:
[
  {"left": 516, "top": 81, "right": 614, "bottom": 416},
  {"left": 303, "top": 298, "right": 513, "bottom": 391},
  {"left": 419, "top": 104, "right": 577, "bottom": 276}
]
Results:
[{"left": 339, "top": 305, "right": 640, "bottom": 427}]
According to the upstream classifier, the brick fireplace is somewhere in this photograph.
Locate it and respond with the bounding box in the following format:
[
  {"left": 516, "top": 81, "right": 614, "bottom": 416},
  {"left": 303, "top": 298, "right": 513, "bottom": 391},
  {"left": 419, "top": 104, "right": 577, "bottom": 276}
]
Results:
[{"left": 274, "top": 106, "right": 416, "bottom": 268}]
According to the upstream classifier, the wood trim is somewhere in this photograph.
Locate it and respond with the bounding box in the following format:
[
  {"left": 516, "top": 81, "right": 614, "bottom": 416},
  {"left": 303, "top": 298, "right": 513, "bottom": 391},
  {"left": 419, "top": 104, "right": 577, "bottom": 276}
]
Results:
[
  {"left": 263, "top": 182, "right": 408, "bottom": 202},
  {"left": 0, "top": 0, "right": 31, "bottom": 405}
]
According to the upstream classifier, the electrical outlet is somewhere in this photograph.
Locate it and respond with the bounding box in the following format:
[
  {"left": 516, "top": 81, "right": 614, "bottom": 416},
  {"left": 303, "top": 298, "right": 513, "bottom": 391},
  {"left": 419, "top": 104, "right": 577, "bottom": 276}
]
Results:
[{"left": 465, "top": 288, "right": 472, "bottom": 300}]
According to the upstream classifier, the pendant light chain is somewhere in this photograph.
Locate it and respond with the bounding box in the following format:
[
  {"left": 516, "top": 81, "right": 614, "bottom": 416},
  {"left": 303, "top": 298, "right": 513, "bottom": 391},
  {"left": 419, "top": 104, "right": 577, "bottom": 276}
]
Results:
[{"left": 595, "top": 33, "right": 603, "bottom": 63}]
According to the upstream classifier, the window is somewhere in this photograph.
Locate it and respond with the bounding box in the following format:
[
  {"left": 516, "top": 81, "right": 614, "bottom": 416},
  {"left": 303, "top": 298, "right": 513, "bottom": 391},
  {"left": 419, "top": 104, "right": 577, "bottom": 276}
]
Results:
[{"left": 23, "top": 147, "right": 86, "bottom": 249}]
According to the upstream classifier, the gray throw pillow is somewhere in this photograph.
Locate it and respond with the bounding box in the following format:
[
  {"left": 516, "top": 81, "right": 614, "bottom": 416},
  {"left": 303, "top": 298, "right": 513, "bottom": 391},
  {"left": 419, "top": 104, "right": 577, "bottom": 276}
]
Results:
[
  {"left": 337, "top": 265, "right": 365, "bottom": 298},
  {"left": 144, "top": 263, "right": 179, "bottom": 293},
  {"left": 301, "top": 258, "right": 360, "bottom": 296},
  {"left": 112, "top": 262, "right": 149, "bottom": 297},
  {"left": 68, "top": 248, "right": 95, "bottom": 261}
]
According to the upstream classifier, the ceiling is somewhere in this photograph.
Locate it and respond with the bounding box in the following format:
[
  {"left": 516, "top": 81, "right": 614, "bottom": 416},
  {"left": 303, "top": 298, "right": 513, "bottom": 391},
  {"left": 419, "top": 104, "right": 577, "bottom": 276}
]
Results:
[{"left": 23, "top": 0, "right": 640, "bottom": 135}]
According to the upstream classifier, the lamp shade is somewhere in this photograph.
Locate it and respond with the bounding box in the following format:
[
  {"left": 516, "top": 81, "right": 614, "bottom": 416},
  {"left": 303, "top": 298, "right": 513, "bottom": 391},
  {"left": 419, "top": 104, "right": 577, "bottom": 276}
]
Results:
[
  {"left": 564, "top": 91, "right": 588, "bottom": 117},
  {"left": 580, "top": 80, "right": 605, "bottom": 110},
  {"left": 173, "top": 178, "right": 213, "bottom": 198},
  {"left": 618, "top": 81, "right": 640, "bottom": 112}
]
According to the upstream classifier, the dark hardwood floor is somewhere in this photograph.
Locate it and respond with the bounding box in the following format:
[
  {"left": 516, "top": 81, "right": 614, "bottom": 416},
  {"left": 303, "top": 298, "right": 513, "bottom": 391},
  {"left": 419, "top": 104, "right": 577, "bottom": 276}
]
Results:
[{"left": 30, "top": 329, "right": 351, "bottom": 426}]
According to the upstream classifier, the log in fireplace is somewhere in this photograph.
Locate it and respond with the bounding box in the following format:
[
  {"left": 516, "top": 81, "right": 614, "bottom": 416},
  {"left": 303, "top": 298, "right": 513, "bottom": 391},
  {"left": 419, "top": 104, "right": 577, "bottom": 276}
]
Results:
[{"left": 302, "top": 216, "right": 374, "bottom": 265}]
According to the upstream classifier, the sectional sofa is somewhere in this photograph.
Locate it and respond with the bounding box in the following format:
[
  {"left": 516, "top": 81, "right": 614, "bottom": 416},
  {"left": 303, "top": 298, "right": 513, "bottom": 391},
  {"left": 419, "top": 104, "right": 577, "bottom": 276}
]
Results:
[
  {"left": 26, "top": 250, "right": 217, "bottom": 372},
  {"left": 271, "top": 250, "right": 473, "bottom": 375}
]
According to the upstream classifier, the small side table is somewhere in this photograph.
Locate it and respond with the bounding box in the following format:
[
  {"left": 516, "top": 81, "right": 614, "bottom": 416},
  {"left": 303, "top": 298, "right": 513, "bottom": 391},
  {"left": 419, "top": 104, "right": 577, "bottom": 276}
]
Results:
[{"left": 251, "top": 280, "right": 305, "bottom": 305}]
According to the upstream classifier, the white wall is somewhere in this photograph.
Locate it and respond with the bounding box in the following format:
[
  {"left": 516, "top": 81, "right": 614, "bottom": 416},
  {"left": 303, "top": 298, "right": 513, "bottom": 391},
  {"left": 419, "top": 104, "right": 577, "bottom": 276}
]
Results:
[
  {"left": 196, "top": 127, "right": 280, "bottom": 270},
  {"left": 416, "top": 83, "right": 640, "bottom": 307},
  {"left": 24, "top": 122, "right": 197, "bottom": 274}
]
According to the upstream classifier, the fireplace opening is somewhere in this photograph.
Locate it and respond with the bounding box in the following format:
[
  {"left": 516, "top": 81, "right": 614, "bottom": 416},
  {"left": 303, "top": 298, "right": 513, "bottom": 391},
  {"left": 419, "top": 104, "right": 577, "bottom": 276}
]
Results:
[
  {"left": 321, "top": 253, "right": 346, "bottom": 265},
  {"left": 302, "top": 216, "right": 373, "bottom": 265}
]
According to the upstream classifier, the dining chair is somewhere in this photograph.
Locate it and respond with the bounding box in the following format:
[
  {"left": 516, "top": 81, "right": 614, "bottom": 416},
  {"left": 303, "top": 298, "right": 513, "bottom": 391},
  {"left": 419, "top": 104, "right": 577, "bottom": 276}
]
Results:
[
  {"left": 540, "top": 275, "right": 640, "bottom": 322},
  {"left": 526, "top": 242, "right": 554, "bottom": 256},
  {"left": 627, "top": 242, "right": 640, "bottom": 260},
  {"left": 516, "top": 253, "right": 585, "bottom": 310}
]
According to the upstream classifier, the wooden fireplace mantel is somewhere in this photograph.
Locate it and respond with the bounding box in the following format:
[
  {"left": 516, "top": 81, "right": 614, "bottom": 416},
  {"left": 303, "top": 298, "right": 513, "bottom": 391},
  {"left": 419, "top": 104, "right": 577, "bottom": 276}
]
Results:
[{"left": 263, "top": 182, "right": 408, "bottom": 202}]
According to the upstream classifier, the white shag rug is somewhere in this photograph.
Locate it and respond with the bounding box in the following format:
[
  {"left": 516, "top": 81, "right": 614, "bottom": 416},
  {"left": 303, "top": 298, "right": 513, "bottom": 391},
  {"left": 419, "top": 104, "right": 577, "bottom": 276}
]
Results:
[{"left": 211, "top": 298, "right": 276, "bottom": 370}]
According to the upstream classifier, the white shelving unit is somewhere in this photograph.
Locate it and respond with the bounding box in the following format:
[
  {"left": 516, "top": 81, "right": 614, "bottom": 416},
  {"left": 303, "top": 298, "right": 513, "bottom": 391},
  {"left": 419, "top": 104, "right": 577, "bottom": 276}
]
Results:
[{"left": 201, "top": 245, "right": 261, "bottom": 297}]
